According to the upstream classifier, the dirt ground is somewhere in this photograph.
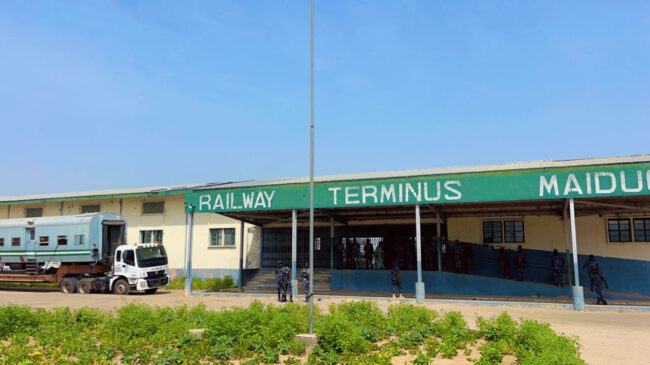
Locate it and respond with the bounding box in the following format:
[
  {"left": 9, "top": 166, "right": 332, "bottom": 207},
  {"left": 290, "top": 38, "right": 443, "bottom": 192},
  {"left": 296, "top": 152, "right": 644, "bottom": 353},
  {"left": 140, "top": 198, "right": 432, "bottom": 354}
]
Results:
[{"left": 1, "top": 288, "right": 649, "bottom": 365}]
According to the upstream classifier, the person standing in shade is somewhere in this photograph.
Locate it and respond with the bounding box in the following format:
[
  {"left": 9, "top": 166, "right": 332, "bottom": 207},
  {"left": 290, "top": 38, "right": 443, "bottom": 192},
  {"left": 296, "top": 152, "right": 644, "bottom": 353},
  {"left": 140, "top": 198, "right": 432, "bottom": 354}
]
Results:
[
  {"left": 582, "top": 254, "right": 600, "bottom": 291},
  {"left": 275, "top": 261, "right": 283, "bottom": 302},
  {"left": 364, "top": 239, "right": 374, "bottom": 270},
  {"left": 280, "top": 262, "right": 293, "bottom": 302},
  {"left": 514, "top": 245, "right": 526, "bottom": 281},
  {"left": 551, "top": 249, "right": 565, "bottom": 287},
  {"left": 301, "top": 262, "right": 312, "bottom": 302},
  {"left": 593, "top": 269, "right": 609, "bottom": 305},
  {"left": 374, "top": 241, "right": 385, "bottom": 270},
  {"left": 391, "top": 260, "right": 404, "bottom": 299},
  {"left": 352, "top": 239, "right": 361, "bottom": 269},
  {"left": 497, "top": 247, "right": 511, "bottom": 279},
  {"left": 453, "top": 240, "right": 463, "bottom": 273}
]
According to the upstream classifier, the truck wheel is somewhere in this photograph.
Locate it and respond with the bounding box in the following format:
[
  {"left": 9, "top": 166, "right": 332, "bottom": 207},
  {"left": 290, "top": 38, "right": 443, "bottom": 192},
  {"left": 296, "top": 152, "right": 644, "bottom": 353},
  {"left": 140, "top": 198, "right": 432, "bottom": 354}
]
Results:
[
  {"left": 60, "top": 278, "right": 78, "bottom": 294},
  {"left": 145, "top": 288, "right": 158, "bottom": 294},
  {"left": 114, "top": 279, "right": 130, "bottom": 295},
  {"left": 78, "top": 278, "right": 92, "bottom": 294}
]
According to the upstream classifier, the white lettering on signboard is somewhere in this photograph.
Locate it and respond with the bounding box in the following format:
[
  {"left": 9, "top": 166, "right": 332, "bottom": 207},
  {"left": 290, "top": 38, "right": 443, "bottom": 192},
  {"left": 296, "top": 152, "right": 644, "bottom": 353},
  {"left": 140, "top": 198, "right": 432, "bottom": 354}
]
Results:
[
  {"left": 621, "top": 171, "right": 643, "bottom": 193},
  {"left": 595, "top": 172, "right": 616, "bottom": 194},
  {"left": 362, "top": 185, "right": 378, "bottom": 204},
  {"left": 345, "top": 186, "right": 360, "bottom": 204},
  {"left": 424, "top": 181, "right": 441, "bottom": 202},
  {"left": 586, "top": 173, "right": 592, "bottom": 194},
  {"left": 540, "top": 175, "right": 559, "bottom": 197},
  {"left": 328, "top": 187, "right": 342, "bottom": 205},
  {"left": 405, "top": 182, "right": 421, "bottom": 202},
  {"left": 444, "top": 181, "right": 462, "bottom": 200},
  {"left": 212, "top": 195, "right": 224, "bottom": 210},
  {"left": 563, "top": 174, "right": 583, "bottom": 195},
  {"left": 263, "top": 191, "right": 276, "bottom": 207},
  {"left": 199, "top": 194, "right": 212, "bottom": 211},
  {"left": 243, "top": 193, "right": 254, "bottom": 209},
  {"left": 380, "top": 184, "right": 396, "bottom": 203}
]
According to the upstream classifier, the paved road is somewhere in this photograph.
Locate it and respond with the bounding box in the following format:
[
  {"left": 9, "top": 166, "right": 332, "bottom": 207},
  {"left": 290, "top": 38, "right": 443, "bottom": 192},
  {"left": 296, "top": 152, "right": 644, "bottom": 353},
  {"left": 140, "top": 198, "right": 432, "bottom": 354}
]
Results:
[{"left": 1, "top": 288, "right": 649, "bottom": 364}]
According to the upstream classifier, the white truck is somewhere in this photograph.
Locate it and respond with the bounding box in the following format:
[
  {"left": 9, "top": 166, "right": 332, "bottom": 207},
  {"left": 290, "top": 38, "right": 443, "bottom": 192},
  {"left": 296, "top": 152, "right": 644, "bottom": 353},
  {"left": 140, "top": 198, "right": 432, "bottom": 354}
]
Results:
[{"left": 0, "top": 213, "right": 170, "bottom": 294}]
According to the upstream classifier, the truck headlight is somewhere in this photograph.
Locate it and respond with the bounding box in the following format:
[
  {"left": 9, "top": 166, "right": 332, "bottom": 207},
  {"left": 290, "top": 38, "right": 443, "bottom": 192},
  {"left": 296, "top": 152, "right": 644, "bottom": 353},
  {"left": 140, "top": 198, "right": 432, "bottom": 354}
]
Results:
[{"left": 164, "top": 268, "right": 169, "bottom": 275}]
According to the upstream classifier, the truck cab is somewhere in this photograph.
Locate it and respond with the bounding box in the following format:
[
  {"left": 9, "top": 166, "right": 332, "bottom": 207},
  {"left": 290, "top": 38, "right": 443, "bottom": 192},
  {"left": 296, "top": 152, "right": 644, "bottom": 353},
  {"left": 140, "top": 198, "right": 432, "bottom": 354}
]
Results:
[{"left": 111, "top": 244, "right": 170, "bottom": 294}]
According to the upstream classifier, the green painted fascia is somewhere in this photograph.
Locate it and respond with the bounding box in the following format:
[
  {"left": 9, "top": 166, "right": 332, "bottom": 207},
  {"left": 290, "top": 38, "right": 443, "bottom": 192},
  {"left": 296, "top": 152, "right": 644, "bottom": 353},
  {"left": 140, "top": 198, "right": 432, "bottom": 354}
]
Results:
[{"left": 191, "top": 161, "right": 650, "bottom": 193}]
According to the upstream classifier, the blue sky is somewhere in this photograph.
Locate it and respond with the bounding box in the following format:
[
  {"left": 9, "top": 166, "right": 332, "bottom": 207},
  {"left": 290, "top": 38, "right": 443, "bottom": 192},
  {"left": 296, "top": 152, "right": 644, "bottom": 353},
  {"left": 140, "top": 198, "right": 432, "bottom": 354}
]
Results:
[{"left": 0, "top": 1, "right": 648, "bottom": 196}]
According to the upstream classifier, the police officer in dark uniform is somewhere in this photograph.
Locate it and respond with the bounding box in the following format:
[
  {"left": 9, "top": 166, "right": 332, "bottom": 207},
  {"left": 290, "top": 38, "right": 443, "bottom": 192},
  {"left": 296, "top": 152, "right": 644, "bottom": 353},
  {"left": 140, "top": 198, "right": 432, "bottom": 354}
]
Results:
[
  {"left": 551, "top": 249, "right": 565, "bottom": 287},
  {"left": 497, "top": 247, "right": 511, "bottom": 279},
  {"left": 391, "top": 260, "right": 404, "bottom": 299},
  {"left": 280, "top": 262, "right": 293, "bottom": 302},
  {"left": 593, "top": 269, "right": 609, "bottom": 305},
  {"left": 275, "top": 261, "right": 283, "bottom": 302},
  {"left": 582, "top": 254, "right": 600, "bottom": 291},
  {"left": 514, "top": 245, "right": 526, "bottom": 281},
  {"left": 301, "top": 262, "right": 312, "bottom": 302},
  {"left": 364, "top": 239, "right": 374, "bottom": 270}
]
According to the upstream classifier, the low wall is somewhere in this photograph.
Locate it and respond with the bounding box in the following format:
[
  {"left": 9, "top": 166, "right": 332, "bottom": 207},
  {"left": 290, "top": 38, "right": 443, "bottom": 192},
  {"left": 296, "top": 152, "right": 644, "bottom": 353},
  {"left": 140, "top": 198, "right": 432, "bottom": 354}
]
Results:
[{"left": 331, "top": 270, "right": 645, "bottom": 300}]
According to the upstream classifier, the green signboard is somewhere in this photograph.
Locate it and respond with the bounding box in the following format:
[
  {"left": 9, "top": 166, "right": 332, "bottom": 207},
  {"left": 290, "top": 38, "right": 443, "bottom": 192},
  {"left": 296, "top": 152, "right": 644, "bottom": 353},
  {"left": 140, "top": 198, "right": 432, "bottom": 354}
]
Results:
[{"left": 186, "top": 163, "right": 650, "bottom": 213}]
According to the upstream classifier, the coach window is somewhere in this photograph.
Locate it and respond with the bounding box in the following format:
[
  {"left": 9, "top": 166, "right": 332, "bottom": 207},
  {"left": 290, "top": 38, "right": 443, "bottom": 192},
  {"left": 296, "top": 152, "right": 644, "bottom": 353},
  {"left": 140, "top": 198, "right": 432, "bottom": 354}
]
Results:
[
  {"left": 39, "top": 236, "right": 49, "bottom": 246},
  {"left": 25, "top": 207, "right": 43, "bottom": 218},
  {"left": 11, "top": 237, "right": 20, "bottom": 247},
  {"left": 74, "top": 234, "right": 85, "bottom": 245},
  {"left": 81, "top": 204, "right": 101, "bottom": 214},
  {"left": 142, "top": 201, "right": 164, "bottom": 215},
  {"left": 0, "top": 238, "right": 4, "bottom": 247},
  {"left": 57, "top": 235, "right": 68, "bottom": 246},
  {"left": 608, "top": 218, "right": 631, "bottom": 242}
]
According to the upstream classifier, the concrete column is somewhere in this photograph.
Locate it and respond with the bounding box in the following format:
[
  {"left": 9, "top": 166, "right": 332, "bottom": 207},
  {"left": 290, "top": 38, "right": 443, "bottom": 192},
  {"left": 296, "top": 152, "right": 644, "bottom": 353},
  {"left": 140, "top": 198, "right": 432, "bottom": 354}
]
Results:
[
  {"left": 415, "top": 205, "right": 425, "bottom": 303},
  {"left": 291, "top": 210, "right": 298, "bottom": 298},
  {"left": 239, "top": 220, "right": 245, "bottom": 289},
  {"left": 259, "top": 226, "right": 264, "bottom": 268},
  {"left": 569, "top": 198, "right": 584, "bottom": 310},
  {"left": 59, "top": 202, "right": 64, "bottom": 216},
  {"left": 7, "top": 205, "right": 10, "bottom": 219},
  {"left": 184, "top": 206, "right": 195, "bottom": 296},
  {"left": 436, "top": 215, "right": 442, "bottom": 272},
  {"left": 562, "top": 201, "right": 573, "bottom": 286}
]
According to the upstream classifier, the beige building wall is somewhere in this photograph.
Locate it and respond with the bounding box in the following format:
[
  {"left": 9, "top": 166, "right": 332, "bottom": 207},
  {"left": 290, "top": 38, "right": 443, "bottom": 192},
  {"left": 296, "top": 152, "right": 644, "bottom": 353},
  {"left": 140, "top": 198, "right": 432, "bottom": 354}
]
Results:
[
  {"left": 0, "top": 194, "right": 261, "bottom": 273},
  {"left": 448, "top": 214, "right": 650, "bottom": 261}
]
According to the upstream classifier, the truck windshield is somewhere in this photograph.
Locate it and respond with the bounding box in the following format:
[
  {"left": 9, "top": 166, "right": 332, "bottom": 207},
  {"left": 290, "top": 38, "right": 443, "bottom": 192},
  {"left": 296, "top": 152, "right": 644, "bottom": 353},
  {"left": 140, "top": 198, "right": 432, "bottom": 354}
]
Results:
[{"left": 136, "top": 246, "right": 168, "bottom": 268}]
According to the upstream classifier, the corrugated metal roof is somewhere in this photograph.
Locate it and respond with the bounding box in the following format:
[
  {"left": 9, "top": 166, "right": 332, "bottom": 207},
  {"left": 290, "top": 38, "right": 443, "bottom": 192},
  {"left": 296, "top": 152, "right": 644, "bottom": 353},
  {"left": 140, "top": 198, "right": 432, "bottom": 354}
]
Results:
[
  {"left": 0, "top": 184, "right": 207, "bottom": 204},
  {"left": 2, "top": 154, "right": 649, "bottom": 203},
  {"left": 195, "top": 154, "right": 650, "bottom": 190}
]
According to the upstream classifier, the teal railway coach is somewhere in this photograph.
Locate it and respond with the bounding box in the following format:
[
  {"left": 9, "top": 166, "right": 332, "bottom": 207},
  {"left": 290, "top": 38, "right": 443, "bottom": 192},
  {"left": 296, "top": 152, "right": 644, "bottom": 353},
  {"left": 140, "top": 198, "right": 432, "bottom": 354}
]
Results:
[{"left": 0, "top": 213, "right": 125, "bottom": 267}]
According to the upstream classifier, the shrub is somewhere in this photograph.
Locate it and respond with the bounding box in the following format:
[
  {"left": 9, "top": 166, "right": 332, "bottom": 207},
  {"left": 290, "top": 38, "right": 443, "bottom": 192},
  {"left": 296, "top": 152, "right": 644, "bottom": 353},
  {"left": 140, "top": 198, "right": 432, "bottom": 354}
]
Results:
[
  {"left": 0, "top": 305, "right": 40, "bottom": 339},
  {"left": 166, "top": 275, "right": 237, "bottom": 291},
  {"left": 515, "top": 320, "right": 584, "bottom": 365},
  {"left": 315, "top": 311, "right": 372, "bottom": 355},
  {"left": 387, "top": 303, "right": 437, "bottom": 335},
  {"left": 329, "top": 301, "right": 388, "bottom": 342}
]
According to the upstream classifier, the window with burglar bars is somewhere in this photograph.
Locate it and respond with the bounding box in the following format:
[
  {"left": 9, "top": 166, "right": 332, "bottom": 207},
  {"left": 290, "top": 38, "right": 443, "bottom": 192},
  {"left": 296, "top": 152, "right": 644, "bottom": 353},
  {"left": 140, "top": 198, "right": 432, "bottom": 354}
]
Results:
[
  {"left": 483, "top": 221, "right": 503, "bottom": 243},
  {"left": 81, "top": 204, "right": 101, "bottom": 214},
  {"left": 209, "top": 228, "right": 236, "bottom": 247},
  {"left": 25, "top": 207, "right": 43, "bottom": 218},
  {"left": 483, "top": 219, "right": 525, "bottom": 244},
  {"left": 142, "top": 201, "right": 164, "bottom": 215},
  {"left": 633, "top": 218, "right": 650, "bottom": 242},
  {"left": 140, "top": 230, "right": 163, "bottom": 244},
  {"left": 608, "top": 218, "right": 631, "bottom": 242}
]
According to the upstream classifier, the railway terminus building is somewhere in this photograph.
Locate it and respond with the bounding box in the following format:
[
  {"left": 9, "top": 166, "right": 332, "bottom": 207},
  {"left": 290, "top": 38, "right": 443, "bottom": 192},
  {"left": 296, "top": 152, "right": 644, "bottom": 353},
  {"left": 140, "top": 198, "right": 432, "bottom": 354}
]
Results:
[{"left": 1, "top": 155, "right": 649, "bottom": 308}]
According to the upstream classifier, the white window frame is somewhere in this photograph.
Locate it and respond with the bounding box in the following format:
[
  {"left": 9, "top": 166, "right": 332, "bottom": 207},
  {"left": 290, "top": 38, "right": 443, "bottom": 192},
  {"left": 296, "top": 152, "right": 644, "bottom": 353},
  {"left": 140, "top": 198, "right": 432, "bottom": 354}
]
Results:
[{"left": 209, "top": 227, "right": 237, "bottom": 248}]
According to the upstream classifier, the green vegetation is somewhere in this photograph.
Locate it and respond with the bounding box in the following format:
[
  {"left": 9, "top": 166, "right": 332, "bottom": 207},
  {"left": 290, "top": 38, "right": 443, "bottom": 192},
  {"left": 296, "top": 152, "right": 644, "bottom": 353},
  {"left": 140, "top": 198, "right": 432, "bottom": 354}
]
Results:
[
  {"left": 0, "top": 301, "right": 583, "bottom": 364},
  {"left": 165, "top": 275, "right": 236, "bottom": 291}
]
